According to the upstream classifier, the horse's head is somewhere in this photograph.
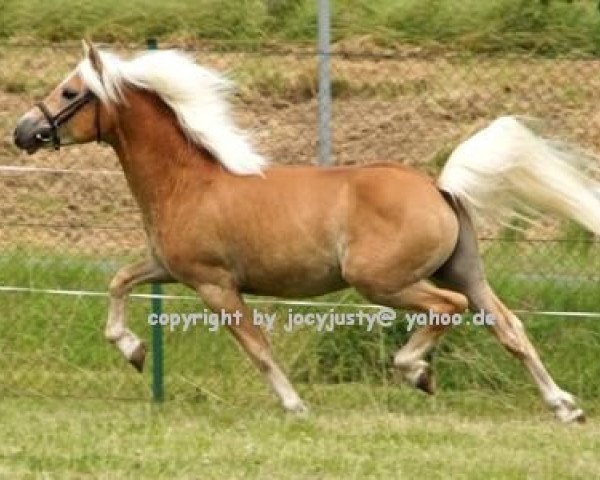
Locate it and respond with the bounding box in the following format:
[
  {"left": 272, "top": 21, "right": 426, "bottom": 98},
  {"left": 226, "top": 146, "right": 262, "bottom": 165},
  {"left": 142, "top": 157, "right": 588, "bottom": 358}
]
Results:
[
  {"left": 14, "top": 40, "right": 268, "bottom": 175},
  {"left": 14, "top": 39, "right": 112, "bottom": 154}
]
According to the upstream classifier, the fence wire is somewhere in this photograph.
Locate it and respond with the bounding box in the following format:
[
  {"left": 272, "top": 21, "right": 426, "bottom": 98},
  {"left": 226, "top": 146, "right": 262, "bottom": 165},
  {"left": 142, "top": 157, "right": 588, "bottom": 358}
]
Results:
[{"left": 1, "top": 43, "right": 599, "bottom": 402}]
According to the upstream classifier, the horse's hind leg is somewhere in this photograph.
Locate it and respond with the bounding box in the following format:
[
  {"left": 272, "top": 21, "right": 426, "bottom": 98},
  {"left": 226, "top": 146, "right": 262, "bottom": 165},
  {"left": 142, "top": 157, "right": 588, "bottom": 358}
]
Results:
[
  {"left": 466, "top": 282, "right": 583, "bottom": 422},
  {"left": 362, "top": 281, "right": 468, "bottom": 393},
  {"left": 389, "top": 281, "right": 468, "bottom": 393},
  {"left": 433, "top": 199, "right": 585, "bottom": 422}
]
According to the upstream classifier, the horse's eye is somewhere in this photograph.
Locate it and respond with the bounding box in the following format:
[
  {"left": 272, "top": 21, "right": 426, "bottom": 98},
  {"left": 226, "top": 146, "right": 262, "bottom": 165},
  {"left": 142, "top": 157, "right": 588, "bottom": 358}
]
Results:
[{"left": 62, "top": 87, "right": 78, "bottom": 100}]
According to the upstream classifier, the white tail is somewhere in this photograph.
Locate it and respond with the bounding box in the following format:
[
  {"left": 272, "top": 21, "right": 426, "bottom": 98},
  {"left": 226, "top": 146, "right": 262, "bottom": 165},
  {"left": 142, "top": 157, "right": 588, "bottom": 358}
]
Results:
[{"left": 438, "top": 116, "right": 600, "bottom": 235}]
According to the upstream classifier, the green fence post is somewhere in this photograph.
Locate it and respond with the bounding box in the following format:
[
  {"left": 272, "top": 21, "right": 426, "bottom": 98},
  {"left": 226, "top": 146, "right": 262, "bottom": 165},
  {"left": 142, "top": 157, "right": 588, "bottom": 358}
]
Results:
[
  {"left": 147, "top": 37, "right": 164, "bottom": 403},
  {"left": 151, "top": 283, "right": 164, "bottom": 402}
]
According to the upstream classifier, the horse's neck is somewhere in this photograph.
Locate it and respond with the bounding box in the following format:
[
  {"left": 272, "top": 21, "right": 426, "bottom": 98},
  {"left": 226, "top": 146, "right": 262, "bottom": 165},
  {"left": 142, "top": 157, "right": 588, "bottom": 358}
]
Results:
[{"left": 111, "top": 90, "right": 219, "bottom": 221}]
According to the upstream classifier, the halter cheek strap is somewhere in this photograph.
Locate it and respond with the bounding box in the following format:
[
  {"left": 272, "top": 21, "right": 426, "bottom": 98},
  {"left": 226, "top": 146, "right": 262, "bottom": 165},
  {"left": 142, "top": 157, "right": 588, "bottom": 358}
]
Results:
[
  {"left": 35, "top": 101, "right": 61, "bottom": 150},
  {"left": 35, "top": 90, "right": 101, "bottom": 150}
]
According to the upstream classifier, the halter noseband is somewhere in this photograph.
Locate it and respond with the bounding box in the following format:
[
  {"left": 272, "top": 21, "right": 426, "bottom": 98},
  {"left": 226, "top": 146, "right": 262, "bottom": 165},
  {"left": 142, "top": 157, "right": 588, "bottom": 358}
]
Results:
[{"left": 35, "top": 90, "right": 101, "bottom": 150}]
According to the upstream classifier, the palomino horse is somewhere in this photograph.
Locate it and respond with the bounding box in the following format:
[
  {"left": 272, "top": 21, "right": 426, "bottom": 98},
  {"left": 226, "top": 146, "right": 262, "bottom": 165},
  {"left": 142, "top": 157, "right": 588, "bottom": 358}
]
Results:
[{"left": 14, "top": 41, "right": 587, "bottom": 422}]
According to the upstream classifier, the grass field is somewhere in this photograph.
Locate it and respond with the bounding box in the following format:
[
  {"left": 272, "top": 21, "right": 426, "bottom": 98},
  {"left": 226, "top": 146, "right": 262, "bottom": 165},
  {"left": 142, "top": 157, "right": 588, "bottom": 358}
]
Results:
[
  {"left": 2, "top": 0, "right": 600, "bottom": 55},
  {"left": 1, "top": 394, "right": 599, "bottom": 479}
]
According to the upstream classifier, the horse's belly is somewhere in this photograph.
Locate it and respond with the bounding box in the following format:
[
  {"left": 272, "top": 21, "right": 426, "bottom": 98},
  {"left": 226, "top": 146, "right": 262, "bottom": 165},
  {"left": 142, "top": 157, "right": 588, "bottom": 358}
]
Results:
[{"left": 239, "top": 259, "right": 347, "bottom": 297}]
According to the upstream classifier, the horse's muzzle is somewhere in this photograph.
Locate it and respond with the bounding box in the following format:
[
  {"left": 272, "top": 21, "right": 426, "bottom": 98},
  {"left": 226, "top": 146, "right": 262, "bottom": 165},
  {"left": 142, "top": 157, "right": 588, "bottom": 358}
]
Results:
[{"left": 13, "top": 117, "right": 53, "bottom": 154}]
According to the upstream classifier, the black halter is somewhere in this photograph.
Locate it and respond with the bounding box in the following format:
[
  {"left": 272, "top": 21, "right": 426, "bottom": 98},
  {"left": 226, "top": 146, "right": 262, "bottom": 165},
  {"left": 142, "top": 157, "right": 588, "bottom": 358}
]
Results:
[{"left": 35, "top": 90, "right": 101, "bottom": 150}]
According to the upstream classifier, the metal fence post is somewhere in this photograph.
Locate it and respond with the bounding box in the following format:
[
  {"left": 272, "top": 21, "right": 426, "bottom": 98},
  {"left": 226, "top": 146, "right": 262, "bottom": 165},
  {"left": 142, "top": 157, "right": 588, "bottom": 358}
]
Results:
[
  {"left": 317, "top": 0, "right": 332, "bottom": 165},
  {"left": 147, "top": 37, "right": 164, "bottom": 403}
]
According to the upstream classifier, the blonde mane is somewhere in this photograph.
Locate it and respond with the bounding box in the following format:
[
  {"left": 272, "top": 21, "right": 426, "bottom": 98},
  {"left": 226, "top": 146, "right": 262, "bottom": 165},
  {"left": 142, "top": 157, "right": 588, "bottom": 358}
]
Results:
[{"left": 78, "top": 49, "right": 268, "bottom": 176}]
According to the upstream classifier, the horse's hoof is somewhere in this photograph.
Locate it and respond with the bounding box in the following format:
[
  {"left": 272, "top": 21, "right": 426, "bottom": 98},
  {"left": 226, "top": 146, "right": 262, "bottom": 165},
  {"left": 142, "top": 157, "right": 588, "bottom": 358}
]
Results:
[
  {"left": 552, "top": 391, "right": 585, "bottom": 424},
  {"left": 393, "top": 360, "right": 437, "bottom": 395},
  {"left": 556, "top": 407, "right": 586, "bottom": 424},
  {"left": 129, "top": 342, "right": 146, "bottom": 373},
  {"left": 415, "top": 366, "right": 436, "bottom": 395},
  {"left": 285, "top": 400, "right": 309, "bottom": 417}
]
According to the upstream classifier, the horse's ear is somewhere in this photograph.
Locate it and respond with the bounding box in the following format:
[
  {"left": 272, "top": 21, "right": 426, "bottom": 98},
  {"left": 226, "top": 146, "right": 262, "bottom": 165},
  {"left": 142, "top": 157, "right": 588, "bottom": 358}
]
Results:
[{"left": 82, "top": 38, "right": 103, "bottom": 75}]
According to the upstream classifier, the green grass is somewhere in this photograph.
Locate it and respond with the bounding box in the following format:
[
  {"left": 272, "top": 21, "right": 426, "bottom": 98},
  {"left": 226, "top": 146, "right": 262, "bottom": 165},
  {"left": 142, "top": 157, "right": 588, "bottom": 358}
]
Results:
[
  {"left": 0, "top": 395, "right": 599, "bottom": 479},
  {"left": 2, "top": 1, "right": 600, "bottom": 55}
]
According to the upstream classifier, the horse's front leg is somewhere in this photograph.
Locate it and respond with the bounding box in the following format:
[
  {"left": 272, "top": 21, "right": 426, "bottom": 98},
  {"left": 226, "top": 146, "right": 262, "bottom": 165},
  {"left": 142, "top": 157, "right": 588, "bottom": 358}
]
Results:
[
  {"left": 197, "top": 283, "right": 307, "bottom": 414},
  {"left": 106, "top": 259, "right": 172, "bottom": 371}
]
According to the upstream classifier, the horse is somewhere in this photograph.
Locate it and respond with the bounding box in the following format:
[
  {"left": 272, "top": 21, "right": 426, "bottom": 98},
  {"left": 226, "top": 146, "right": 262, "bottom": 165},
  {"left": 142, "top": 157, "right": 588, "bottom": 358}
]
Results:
[{"left": 13, "top": 40, "right": 589, "bottom": 423}]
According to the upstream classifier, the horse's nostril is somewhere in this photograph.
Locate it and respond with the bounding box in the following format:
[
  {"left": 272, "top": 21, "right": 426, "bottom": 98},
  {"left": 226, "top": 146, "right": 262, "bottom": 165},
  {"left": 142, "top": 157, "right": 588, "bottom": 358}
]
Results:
[
  {"left": 35, "top": 130, "right": 52, "bottom": 143},
  {"left": 35, "top": 133, "right": 51, "bottom": 142}
]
